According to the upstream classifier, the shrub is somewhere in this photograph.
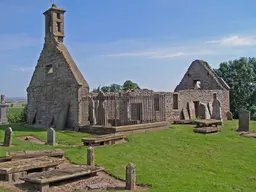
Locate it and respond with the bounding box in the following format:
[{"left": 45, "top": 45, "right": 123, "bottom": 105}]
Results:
[{"left": 7, "top": 105, "right": 28, "bottom": 123}]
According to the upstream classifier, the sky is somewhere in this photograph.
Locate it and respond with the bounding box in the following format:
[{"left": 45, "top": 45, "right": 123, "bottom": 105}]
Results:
[{"left": 0, "top": 0, "right": 256, "bottom": 97}]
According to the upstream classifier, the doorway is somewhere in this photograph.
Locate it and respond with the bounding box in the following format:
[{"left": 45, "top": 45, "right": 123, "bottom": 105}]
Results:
[{"left": 193, "top": 101, "right": 200, "bottom": 118}]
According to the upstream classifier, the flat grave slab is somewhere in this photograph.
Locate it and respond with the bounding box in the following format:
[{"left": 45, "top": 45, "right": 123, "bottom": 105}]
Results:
[
  {"left": 21, "top": 164, "right": 104, "bottom": 192},
  {"left": 195, "top": 119, "right": 222, "bottom": 127},
  {"left": 193, "top": 127, "right": 219, "bottom": 134},
  {"left": 0, "top": 156, "right": 64, "bottom": 182},
  {"left": 4, "top": 149, "right": 64, "bottom": 161},
  {"left": 173, "top": 120, "right": 194, "bottom": 124},
  {"left": 240, "top": 132, "right": 256, "bottom": 138},
  {"left": 82, "top": 133, "right": 126, "bottom": 146}
]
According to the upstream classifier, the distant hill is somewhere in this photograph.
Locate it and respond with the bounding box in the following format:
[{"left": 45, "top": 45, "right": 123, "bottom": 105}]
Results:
[{"left": 6, "top": 97, "right": 27, "bottom": 102}]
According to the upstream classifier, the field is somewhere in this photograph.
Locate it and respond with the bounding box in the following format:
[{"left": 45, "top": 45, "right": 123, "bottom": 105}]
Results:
[{"left": 1, "top": 117, "right": 256, "bottom": 192}]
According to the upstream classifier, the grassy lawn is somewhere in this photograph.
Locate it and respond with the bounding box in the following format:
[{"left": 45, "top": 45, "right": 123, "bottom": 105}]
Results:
[
  {"left": 7, "top": 107, "right": 23, "bottom": 115},
  {"left": 1, "top": 120, "right": 256, "bottom": 191}
]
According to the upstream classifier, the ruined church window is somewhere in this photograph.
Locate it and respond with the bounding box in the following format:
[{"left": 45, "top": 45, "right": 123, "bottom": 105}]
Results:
[
  {"left": 154, "top": 96, "right": 160, "bottom": 111},
  {"left": 57, "top": 13, "right": 61, "bottom": 19},
  {"left": 173, "top": 94, "right": 178, "bottom": 110},
  {"left": 194, "top": 80, "right": 201, "bottom": 89},
  {"left": 46, "top": 64, "right": 53, "bottom": 74},
  {"left": 56, "top": 22, "right": 61, "bottom": 32},
  {"left": 187, "top": 73, "right": 190, "bottom": 77}
]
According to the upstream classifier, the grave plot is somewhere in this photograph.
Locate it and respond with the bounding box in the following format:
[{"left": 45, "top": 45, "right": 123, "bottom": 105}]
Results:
[
  {"left": 193, "top": 119, "right": 222, "bottom": 134},
  {"left": 240, "top": 131, "right": 256, "bottom": 138},
  {"left": 16, "top": 136, "right": 45, "bottom": 145},
  {"left": 173, "top": 120, "right": 195, "bottom": 124},
  {"left": 20, "top": 164, "right": 104, "bottom": 192},
  {"left": 0, "top": 156, "right": 64, "bottom": 182},
  {"left": 82, "top": 133, "right": 127, "bottom": 146}
]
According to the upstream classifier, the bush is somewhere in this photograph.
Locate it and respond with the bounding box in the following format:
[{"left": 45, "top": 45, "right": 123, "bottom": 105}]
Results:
[{"left": 7, "top": 104, "right": 28, "bottom": 123}]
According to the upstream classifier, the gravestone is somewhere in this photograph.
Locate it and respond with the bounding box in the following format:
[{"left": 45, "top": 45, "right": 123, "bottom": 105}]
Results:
[
  {"left": 47, "top": 128, "right": 55, "bottom": 146},
  {"left": 237, "top": 110, "right": 250, "bottom": 132},
  {"left": 96, "top": 91, "right": 108, "bottom": 126},
  {"left": 226, "top": 111, "right": 233, "bottom": 120},
  {"left": 126, "top": 163, "right": 136, "bottom": 190},
  {"left": 207, "top": 102, "right": 213, "bottom": 117},
  {"left": 211, "top": 94, "right": 222, "bottom": 120},
  {"left": 87, "top": 146, "right": 95, "bottom": 168},
  {"left": 199, "top": 103, "right": 210, "bottom": 119},
  {"left": 0, "top": 94, "right": 8, "bottom": 124},
  {"left": 182, "top": 108, "right": 190, "bottom": 120},
  {"left": 3, "top": 127, "right": 13, "bottom": 146},
  {"left": 187, "top": 102, "right": 196, "bottom": 119},
  {"left": 89, "top": 96, "right": 97, "bottom": 125}
]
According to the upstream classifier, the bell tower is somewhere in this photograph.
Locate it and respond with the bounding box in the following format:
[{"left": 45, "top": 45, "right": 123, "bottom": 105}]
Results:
[{"left": 43, "top": 3, "right": 66, "bottom": 42}]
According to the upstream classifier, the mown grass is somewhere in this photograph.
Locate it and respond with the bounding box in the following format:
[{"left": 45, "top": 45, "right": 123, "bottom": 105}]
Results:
[
  {"left": 1, "top": 120, "right": 256, "bottom": 192},
  {"left": 7, "top": 108, "right": 23, "bottom": 115}
]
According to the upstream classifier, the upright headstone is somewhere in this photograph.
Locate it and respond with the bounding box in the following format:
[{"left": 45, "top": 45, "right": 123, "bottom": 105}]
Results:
[
  {"left": 0, "top": 94, "right": 9, "bottom": 124},
  {"left": 182, "top": 108, "right": 190, "bottom": 120},
  {"left": 47, "top": 128, "right": 56, "bottom": 146},
  {"left": 96, "top": 91, "right": 108, "bottom": 126},
  {"left": 126, "top": 163, "right": 136, "bottom": 190},
  {"left": 237, "top": 110, "right": 250, "bottom": 132},
  {"left": 3, "top": 127, "right": 13, "bottom": 146},
  {"left": 207, "top": 102, "right": 213, "bottom": 117},
  {"left": 199, "top": 103, "right": 210, "bottom": 119},
  {"left": 187, "top": 102, "right": 196, "bottom": 119},
  {"left": 89, "top": 96, "right": 97, "bottom": 125},
  {"left": 87, "top": 146, "right": 95, "bottom": 168},
  {"left": 211, "top": 94, "right": 222, "bottom": 120},
  {"left": 226, "top": 111, "right": 233, "bottom": 120}
]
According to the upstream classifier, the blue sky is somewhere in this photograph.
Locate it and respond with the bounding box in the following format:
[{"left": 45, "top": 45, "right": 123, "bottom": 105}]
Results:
[{"left": 1, "top": 0, "right": 256, "bottom": 97}]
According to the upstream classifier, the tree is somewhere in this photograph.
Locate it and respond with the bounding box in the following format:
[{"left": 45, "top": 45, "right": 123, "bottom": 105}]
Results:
[
  {"left": 101, "top": 86, "right": 111, "bottom": 93},
  {"left": 109, "top": 83, "right": 122, "bottom": 92},
  {"left": 92, "top": 86, "right": 101, "bottom": 93},
  {"left": 214, "top": 57, "right": 256, "bottom": 119},
  {"left": 122, "top": 80, "right": 140, "bottom": 91}
]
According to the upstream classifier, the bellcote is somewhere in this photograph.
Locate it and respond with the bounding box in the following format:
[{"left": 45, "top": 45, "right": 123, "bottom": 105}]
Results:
[{"left": 43, "top": 4, "right": 66, "bottom": 42}]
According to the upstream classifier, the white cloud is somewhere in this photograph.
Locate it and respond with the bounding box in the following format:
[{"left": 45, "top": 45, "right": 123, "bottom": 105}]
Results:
[
  {"left": 13, "top": 67, "right": 34, "bottom": 72},
  {"left": 206, "top": 35, "right": 256, "bottom": 46}
]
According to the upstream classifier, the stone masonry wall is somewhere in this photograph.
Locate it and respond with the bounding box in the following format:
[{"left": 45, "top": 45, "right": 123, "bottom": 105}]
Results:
[
  {"left": 178, "top": 89, "right": 230, "bottom": 120},
  {"left": 27, "top": 40, "right": 79, "bottom": 129}
]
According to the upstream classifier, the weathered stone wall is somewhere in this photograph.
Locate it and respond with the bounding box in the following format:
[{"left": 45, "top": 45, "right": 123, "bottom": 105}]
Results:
[
  {"left": 178, "top": 89, "right": 230, "bottom": 120},
  {"left": 27, "top": 40, "right": 80, "bottom": 129}
]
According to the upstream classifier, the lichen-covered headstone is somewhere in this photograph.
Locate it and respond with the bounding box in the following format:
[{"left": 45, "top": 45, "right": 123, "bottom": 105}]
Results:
[
  {"left": 237, "top": 110, "right": 250, "bottom": 132},
  {"left": 4, "top": 127, "right": 13, "bottom": 146},
  {"left": 87, "top": 146, "right": 95, "bottom": 168},
  {"left": 126, "top": 163, "right": 136, "bottom": 190},
  {"left": 199, "top": 103, "right": 210, "bottom": 119},
  {"left": 211, "top": 94, "right": 222, "bottom": 120},
  {"left": 182, "top": 108, "right": 190, "bottom": 120},
  {"left": 187, "top": 102, "right": 196, "bottom": 119},
  {"left": 47, "top": 128, "right": 55, "bottom": 146},
  {"left": 226, "top": 111, "right": 233, "bottom": 120}
]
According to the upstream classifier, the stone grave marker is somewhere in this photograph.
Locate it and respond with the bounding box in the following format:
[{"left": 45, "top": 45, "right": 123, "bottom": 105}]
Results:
[
  {"left": 207, "top": 102, "right": 213, "bottom": 117},
  {"left": 3, "top": 127, "right": 13, "bottom": 146},
  {"left": 199, "top": 103, "right": 210, "bottom": 119},
  {"left": 226, "top": 111, "right": 233, "bottom": 120},
  {"left": 0, "top": 94, "right": 9, "bottom": 124},
  {"left": 87, "top": 146, "right": 95, "bottom": 168},
  {"left": 211, "top": 94, "right": 222, "bottom": 120},
  {"left": 237, "top": 110, "right": 250, "bottom": 132},
  {"left": 187, "top": 102, "right": 196, "bottom": 119},
  {"left": 47, "top": 128, "right": 56, "bottom": 146},
  {"left": 126, "top": 163, "right": 136, "bottom": 190},
  {"left": 89, "top": 96, "right": 97, "bottom": 125},
  {"left": 182, "top": 108, "right": 190, "bottom": 120},
  {"left": 96, "top": 91, "right": 108, "bottom": 126}
]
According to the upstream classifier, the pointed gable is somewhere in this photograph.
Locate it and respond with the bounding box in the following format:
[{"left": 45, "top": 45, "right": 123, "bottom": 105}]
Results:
[{"left": 175, "top": 60, "right": 229, "bottom": 92}]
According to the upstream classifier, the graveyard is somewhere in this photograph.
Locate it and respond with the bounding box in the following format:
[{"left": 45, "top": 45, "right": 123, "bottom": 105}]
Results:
[
  {"left": 1, "top": 2, "right": 256, "bottom": 192},
  {"left": 1, "top": 118, "right": 256, "bottom": 191}
]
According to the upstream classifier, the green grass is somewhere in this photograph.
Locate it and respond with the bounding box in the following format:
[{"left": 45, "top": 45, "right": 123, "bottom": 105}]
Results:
[
  {"left": 7, "top": 107, "right": 23, "bottom": 115},
  {"left": 1, "top": 121, "right": 256, "bottom": 191}
]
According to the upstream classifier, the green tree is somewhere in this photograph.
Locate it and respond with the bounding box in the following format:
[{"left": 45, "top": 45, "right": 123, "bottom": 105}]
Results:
[
  {"left": 214, "top": 57, "right": 256, "bottom": 119},
  {"left": 101, "top": 86, "right": 111, "bottom": 93},
  {"left": 122, "top": 80, "right": 140, "bottom": 91},
  {"left": 109, "top": 83, "right": 122, "bottom": 92}
]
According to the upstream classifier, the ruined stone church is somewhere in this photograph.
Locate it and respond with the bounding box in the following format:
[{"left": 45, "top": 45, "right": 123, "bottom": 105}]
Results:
[
  {"left": 27, "top": 4, "right": 230, "bottom": 130},
  {"left": 27, "top": 4, "right": 90, "bottom": 130}
]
